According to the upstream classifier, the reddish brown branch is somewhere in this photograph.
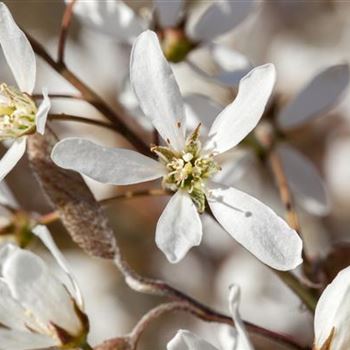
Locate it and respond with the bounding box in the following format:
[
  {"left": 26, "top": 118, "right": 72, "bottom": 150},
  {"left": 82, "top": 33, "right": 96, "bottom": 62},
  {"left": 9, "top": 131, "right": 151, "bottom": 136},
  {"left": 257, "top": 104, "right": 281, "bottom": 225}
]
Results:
[
  {"left": 26, "top": 32, "right": 151, "bottom": 156},
  {"left": 57, "top": 0, "right": 77, "bottom": 64}
]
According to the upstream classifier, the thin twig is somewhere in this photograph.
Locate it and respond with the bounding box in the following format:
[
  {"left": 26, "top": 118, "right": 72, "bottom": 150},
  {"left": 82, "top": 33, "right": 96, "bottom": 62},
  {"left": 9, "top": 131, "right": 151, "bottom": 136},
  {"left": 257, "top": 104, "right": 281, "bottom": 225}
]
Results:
[
  {"left": 57, "top": 0, "right": 77, "bottom": 64},
  {"left": 49, "top": 113, "right": 117, "bottom": 131},
  {"left": 127, "top": 302, "right": 310, "bottom": 350},
  {"left": 113, "top": 250, "right": 311, "bottom": 349},
  {"left": 255, "top": 121, "right": 316, "bottom": 288},
  {"left": 269, "top": 150, "right": 301, "bottom": 233},
  {"left": 100, "top": 188, "right": 170, "bottom": 205},
  {"left": 32, "top": 93, "right": 91, "bottom": 102},
  {"left": 26, "top": 32, "right": 151, "bottom": 156}
]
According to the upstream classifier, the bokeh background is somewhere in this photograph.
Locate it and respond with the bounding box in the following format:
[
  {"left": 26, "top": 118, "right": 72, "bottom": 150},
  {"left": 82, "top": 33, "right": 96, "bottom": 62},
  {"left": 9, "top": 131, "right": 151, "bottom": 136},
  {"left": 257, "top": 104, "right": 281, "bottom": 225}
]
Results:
[{"left": 2, "top": 0, "right": 350, "bottom": 348}]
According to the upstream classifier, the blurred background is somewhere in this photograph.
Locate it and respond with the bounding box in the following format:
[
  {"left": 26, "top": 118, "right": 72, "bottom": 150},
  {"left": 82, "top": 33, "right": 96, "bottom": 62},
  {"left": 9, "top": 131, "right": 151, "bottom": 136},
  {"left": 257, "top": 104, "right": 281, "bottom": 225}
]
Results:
[{"left": 2, "top": 0, "right": 350, "bottom": 349}]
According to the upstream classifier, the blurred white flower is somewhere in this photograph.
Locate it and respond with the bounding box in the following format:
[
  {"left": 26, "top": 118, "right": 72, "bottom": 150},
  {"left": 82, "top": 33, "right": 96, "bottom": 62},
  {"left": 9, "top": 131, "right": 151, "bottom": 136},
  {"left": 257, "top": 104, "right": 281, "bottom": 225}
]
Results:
[
  {"left": 0, "top": 2, "right": 51, "bottom": 182},
  {"left": 72, "top": 0, "right": 254, "bottom": 133},
  {"left": 269, "top": 63, "right": 349, "bottom": 216},
  {"left": 313, "top": 266, "right": 350, "bottom": 350},
  {"left": 167, "top": 285, "right": 254, "bottom": 350},
  {"left": 0, "top": 225, "right": 88, "bottom": 350},
  {"left": 71, "top": 0, "right": 253, "bottom": 59},
  {"left": 51, "top": 30, "right": 302, "bottom": 271}
]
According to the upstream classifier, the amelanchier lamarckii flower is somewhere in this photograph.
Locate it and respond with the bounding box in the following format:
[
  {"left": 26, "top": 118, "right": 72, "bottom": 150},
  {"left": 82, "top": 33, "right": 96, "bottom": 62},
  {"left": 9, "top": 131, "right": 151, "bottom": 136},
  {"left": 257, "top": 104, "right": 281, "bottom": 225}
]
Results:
[
  {"left": 71, "top": 0, "right": 254, "bottom": 64},
  {"left": 167, "top": 285, "right": 254, "bottom": 350},
  {"left": 0, "top": 2, "right": 51, "bottom": 182},
  {"left": 0, "top": 225, "right": 89, "bottom": 350},
  {"left": 51, "top": 30, "right": 302, "bottom": 271}
]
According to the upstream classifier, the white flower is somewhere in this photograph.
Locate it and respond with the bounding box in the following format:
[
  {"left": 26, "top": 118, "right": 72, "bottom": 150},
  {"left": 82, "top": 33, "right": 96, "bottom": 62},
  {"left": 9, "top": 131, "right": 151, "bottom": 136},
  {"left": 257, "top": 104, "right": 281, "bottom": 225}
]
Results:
[
  {"left": 167, "top": 285, "right": 254, "bottom": 350},
  {"left": 51, "top": 30, "right": 302, "bottom": 271},
  {"left": 190, "top": 64, "right": 350, "bottom": 217},
  {"left": 0, "top": 225, "right": 88, "bottom": 350},
  {"left": 313, "top": 266, "right": 350, "bottom": 350},
  {"left": 72, "top": 0, "right": 254, "bottom": 63},
  {"left": 0, "top": 2, "right": 51, "bottom": 182}
]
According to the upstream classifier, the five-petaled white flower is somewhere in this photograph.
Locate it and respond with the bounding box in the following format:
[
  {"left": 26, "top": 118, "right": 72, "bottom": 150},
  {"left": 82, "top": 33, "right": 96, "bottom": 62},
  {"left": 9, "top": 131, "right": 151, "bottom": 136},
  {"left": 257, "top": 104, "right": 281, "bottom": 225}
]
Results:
[
  {"left": 0, "top": 2, "right": 51, "bottom": 182},
  {"left": 51, "top": 30, "right": 302, "bottom": 271},
  {"left": 168, "top": 285, "right": 254, "bottom": 350},
  {"left": 0, "top": 225, "right": 89, "bottom": 350}
]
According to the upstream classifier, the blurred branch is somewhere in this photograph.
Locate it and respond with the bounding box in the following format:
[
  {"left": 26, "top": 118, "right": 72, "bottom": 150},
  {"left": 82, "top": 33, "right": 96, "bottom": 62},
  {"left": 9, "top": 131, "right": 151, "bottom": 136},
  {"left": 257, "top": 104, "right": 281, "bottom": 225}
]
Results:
[
  {"left": 101, "top": 301, "right": 310, "bottom": 350},
  {"left": 48, "top": 113, "right": 117, "bottom": 132},
  {"left": 127, "top": 302, "right": 309, "bottom": 350},
  {"left": 100, "top": 188, "right": 170, "bottom": 205},
  {"left": 268, "top": 150, "right": 301, "bottom": 233},
  {"left": 33, "top": 93, "right": 91, "bottom": 102},
  {"left": 57, "top": 0, "right": 77, "bottom": 64},
  {"left": 25, "top": 32, "right": 151, "bottom": 156},
  {"left": 113, "top": 249, "right": 311, "bottom": 349}
]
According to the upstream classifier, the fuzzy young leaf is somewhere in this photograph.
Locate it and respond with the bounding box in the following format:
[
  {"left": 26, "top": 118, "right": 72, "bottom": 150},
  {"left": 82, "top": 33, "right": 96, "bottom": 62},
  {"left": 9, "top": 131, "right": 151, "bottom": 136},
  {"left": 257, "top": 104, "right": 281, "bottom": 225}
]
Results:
[{"left": 26, "top": 129, "right": 117, "bottom": 259}]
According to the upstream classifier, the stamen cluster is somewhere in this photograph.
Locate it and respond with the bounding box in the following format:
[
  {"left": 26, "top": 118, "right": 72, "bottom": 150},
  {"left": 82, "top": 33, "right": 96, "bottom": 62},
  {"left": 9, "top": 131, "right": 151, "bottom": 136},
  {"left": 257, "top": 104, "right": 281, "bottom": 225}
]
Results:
[
  {"left": 152, "top": 126, "right": 220, "bottom": 212},
  {"left": 0, "top": 83, "right": 37, "bottom": 140}
]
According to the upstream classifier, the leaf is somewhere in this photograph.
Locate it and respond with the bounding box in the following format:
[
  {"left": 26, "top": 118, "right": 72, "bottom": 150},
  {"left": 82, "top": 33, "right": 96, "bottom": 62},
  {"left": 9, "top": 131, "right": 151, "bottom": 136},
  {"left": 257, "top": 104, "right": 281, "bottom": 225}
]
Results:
[{"left": 26, "top": 129, "right": 117, "bottom": 259}]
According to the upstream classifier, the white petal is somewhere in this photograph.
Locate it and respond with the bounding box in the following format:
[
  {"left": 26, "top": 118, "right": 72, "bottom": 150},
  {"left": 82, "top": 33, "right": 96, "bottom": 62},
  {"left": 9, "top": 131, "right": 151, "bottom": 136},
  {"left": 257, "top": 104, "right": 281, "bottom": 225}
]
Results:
[
  {"left": 211, "top": 44, "right": 252, "bottom": 73},
  {"left": 0, "top": 279, "right": 28, "bottom": 331},
  {"left": 184, "top": 94, "right": 222, "bottom": 133},
  {"left": 210, "top": 44, "right": 253, "bottom": 87},
  {"left": 0, "top": 3, "right": 36, "bottom": 93},
  {"left": 167, "top": 330, "right": 218, "bottom": 350},
  {"left": 0, "top": 181, "right": 18, "bottom": 208},
  {"left": 35, "top": 88, "right": 51, "bottom": 135},
  {"left": 32, "top": 225, "right": 83, "bottom": 309},
  {"left": 51, "top": 137, "right": 165, "bottom": 185},
  {"left": 186, "top": 0, "right": 254, "bottom": 42},
  {"left": 71, "top": 0, "right": 147, "bottom": 42},
  {"left": 156, "top": 191, "right": 202, "bottom": 263},
  {"left": 277, "top": 64, "right": 350, "bottom": 130},
  {"left": 130, "top": 30, "right": 186, "bottom": 151},
  {"left": 1, "top": 246, "right": 83, "bottom": 336},
  {"left": 314, "top": 266, "right": 350, "bottom": 350},
  {"left": 207, "top": 182, "right": 303, "bottom": 271},
  {"left": 0, "top": 329, "right": 56, "bottom": 350},
  {"left": 154, "top": 0, "right": 183, "bottom": 28},
  {"left": 0, "top": 137, "right": 27, "bottom": 182},
  {"left": 204, "top": 64, "right": 276, "bottom": 155},
  {"left": 277, "top": 144, "right": 330, "bottom": 216},
  {"left": 228, "top": 285, "right": 255, "bottom": 350}
]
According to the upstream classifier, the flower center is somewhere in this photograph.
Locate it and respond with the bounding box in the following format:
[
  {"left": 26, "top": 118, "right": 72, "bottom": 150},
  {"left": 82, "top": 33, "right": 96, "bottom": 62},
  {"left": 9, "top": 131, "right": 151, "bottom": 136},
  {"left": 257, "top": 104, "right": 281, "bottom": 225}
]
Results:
[
  {"left": 152, "top": 125, "right": 220, "bottom": 212},
  {"left": 0, "top": 83, "right": 37, "bottom": 141}
]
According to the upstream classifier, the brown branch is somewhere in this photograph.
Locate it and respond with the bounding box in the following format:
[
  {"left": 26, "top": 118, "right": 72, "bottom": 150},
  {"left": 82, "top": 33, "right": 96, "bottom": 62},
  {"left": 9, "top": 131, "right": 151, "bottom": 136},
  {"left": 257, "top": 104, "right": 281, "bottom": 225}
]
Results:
[
  {"left": 57, "top": 0, "right": 77, "bottom": 64},
  {"left": 112, "top": 301, "right": 310, "bottom": 350},
  {"left": 32, "top": 93, "right": 91, "bottom": 102},
  {"left": 268, "top": 150, "right": 301, "bottom": 233},
  {"left": 113, "top": 251, "right": 310, "bottom": 350},
  {"left": 26, "top": 32, "right": 151, "bottom": 156},
  {"left": 100, "top": 188, "right": 170, "bottom": 205},
  {"left": 48, "top": 113, "right": 117, "bottom": 131},
  {"left": 255, "top": 121, "right": 317, "bottom": 290}
]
